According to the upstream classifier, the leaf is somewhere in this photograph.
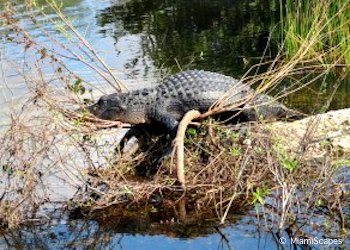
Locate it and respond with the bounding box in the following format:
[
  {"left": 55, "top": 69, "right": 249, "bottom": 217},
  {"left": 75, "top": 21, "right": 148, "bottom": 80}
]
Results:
[{"left": 40, "top": 48, "right": 47, "bottom": 59}]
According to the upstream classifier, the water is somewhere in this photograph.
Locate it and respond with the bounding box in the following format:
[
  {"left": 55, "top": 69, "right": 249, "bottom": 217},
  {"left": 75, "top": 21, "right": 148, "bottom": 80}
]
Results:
[
  {"left": 0, "top": 212, "right": 346, "bottom": 249},
  {"left": 0, "top": 0, "right": 349, "bottom": 249},
  {"left": 0, "top": 0, "right": 158, "bottom": 130}
]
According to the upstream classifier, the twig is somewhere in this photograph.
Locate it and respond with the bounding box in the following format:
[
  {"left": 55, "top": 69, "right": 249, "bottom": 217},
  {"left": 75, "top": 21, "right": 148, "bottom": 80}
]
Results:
[
  {"left": 45, "top": 0, "right": 128, "bottom": 92},
  {"left": 220, "top": 146, "right": 251, "bottom": 224}
]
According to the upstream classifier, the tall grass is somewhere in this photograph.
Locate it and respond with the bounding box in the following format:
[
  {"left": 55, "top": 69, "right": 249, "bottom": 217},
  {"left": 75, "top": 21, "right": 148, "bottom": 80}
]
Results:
[{"left": 280, "top": 0, "right": 350, "bottom": 64}]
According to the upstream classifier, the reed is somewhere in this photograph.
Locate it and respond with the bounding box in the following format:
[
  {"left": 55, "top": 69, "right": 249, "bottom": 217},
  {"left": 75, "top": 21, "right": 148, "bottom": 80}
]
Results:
[{"left": 280, "top": 0, "right": 350, "bottom": 64}]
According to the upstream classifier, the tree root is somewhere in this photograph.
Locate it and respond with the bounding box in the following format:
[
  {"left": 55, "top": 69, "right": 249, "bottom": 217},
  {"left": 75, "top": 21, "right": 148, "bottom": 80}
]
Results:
[{"left": 173, "top": 110, "right": 201, "bottom": 189}]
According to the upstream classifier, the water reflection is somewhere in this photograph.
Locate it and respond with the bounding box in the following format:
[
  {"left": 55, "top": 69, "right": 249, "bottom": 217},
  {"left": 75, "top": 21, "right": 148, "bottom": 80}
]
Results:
[
  {"left": 0, "top": 216, "right": 291, "bottom": 250},
  {"left": 1, "top": 208, "right": 347, "bottom": 249},
  {"left": 98, "top": 0, "right": 280, "bottom": 76}
]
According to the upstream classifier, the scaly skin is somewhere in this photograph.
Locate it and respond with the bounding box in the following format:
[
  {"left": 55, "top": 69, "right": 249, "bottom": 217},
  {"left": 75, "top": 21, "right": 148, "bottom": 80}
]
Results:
[{"left": 88, "top": 70, "right": 301, "bottom": 131}]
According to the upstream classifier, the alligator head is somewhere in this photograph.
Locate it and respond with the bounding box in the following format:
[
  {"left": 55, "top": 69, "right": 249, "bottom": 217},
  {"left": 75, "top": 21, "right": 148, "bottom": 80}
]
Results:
[
  {"left": 87, "top": 93, "right": 128, "bottom": 121},
  {"left": 87, "top": 93, "right": 151, "bottom": 124}
]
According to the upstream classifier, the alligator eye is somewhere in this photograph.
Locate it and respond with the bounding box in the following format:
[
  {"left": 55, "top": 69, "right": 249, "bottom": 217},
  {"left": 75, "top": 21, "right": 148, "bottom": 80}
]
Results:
[{"left": 97, "top": 97, "right": 107, "bottom": 106}]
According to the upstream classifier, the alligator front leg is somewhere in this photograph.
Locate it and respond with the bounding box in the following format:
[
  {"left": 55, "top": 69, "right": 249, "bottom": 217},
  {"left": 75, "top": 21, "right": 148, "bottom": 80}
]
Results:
[
  {"left": 152, "top": 109, "right": 180, "bottom": 136},
  {"left": 117, "top": 124, "right": 171, "bottom": 175}
]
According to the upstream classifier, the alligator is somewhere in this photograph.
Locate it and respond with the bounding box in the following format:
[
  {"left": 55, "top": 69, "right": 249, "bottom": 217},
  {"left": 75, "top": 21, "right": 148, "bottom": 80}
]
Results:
[{"left": 87, "top": 70, "right": 302, "bottom": 132}]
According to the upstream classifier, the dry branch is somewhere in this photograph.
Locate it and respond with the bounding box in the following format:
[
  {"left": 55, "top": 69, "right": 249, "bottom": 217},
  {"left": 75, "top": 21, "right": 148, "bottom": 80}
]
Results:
[{"left": 173, "top": 110, "right": 201, "bottom": 188}]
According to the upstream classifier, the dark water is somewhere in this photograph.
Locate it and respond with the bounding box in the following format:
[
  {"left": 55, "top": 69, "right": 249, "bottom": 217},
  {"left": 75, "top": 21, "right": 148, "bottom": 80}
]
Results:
[{"left": 0, "top": 0, "right": 349, "bottom": 249}]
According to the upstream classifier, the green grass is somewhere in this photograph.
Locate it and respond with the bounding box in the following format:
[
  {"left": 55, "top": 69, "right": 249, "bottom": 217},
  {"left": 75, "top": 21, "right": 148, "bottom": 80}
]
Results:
[{"left": 280, "top": 0, "right": 350, "bottom": 64}]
